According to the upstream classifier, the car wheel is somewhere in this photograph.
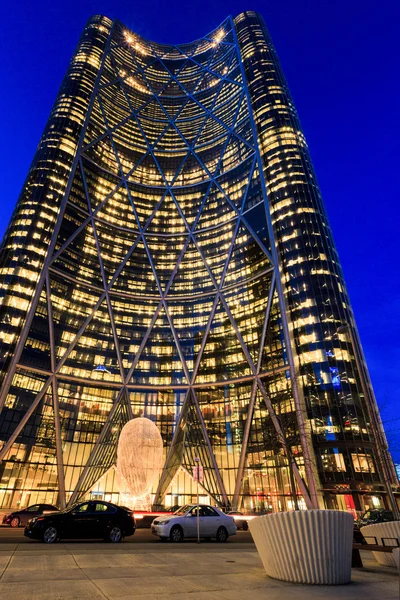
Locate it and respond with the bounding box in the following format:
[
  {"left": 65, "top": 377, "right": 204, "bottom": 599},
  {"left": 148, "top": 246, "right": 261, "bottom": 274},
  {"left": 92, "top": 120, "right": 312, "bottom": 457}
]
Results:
[
  {"left": 242, "top": 520, "right": 249, "bottom": 531},
  {"left": 43, "top": 526, "right": 58, "bottom": 544},
  {"left": 170, "top": 525, "right": 183, "bottom": 543},
  {"left": 10, "top": 517, "right": 20, "bottom": 528},
  {"left": 216, "top": 526, "right": 228, "bottom": 542},
  {"left": 108, "top": 525, "right": 123, "bottom": 543}
]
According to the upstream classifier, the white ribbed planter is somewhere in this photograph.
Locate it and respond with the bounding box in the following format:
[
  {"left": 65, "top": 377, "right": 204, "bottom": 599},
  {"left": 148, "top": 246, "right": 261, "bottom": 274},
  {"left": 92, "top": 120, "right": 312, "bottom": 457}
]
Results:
[
  {"left": 360, "top": 521, "right": 400, "bottom": 567},
  {"left": 249, "top": 510, "right": 354, "bottom": 585},
  {"left": 393, "top": 548, "right": 400, "bottom": 570}
]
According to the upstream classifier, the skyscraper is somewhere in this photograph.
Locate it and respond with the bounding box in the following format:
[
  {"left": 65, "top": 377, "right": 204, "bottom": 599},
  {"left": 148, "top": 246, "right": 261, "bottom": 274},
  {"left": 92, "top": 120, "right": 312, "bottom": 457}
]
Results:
[{"left": 0, "top": 12, "right": 397, "bottom": 514}]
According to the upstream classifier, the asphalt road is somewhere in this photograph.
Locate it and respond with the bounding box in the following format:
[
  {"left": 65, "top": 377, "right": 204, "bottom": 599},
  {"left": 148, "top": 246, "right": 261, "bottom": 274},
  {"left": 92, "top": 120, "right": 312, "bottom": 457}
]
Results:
[{"left": 0, "top": 526, "right": 254, "bottom": 544}]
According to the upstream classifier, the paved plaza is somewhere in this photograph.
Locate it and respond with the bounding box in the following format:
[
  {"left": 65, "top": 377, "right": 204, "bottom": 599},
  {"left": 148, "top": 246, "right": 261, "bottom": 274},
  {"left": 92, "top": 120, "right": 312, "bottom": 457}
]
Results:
[{"left": 0, "top": 530, "right": 398, "bottom": 600}]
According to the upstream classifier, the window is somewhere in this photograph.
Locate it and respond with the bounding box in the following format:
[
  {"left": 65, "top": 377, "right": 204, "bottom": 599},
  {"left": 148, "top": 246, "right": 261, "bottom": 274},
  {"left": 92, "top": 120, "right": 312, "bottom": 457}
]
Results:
[
  {"left": 75, "top": 503, "right": 90, "bottom": 513},
  {"left": 174, "top": 505, "right": 190, "bottom": 516},
  {"left": 321, "top": 449, "right": 346, "bottom": 471},
  {"left": 26, "top": 505, "right": 40, "bottom": 512},
  {"left": 352, "top": 453, "right": 375, "bottom": 473},
  {"left": 95, "top": 503, "right": 114, "bottom": 513},
  {"left": 201, "top": 506, "right": 218, "bottom": 517}
]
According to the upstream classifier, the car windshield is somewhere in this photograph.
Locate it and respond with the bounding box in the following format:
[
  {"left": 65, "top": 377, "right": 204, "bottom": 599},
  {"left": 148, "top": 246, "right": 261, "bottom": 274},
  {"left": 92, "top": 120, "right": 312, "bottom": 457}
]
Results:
[
  {"left": 173, "top": 505, "right": 191, "bottom": 516},
  {"left": 58, "top": 503, "right": 81, "bottom": 514}
]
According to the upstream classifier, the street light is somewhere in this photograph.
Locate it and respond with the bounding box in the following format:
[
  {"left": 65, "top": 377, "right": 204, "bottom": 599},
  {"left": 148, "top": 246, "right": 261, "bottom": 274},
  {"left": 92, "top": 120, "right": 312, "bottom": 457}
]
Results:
[{"left": 337, "top": 322, "right": 399, "bottom": 519}]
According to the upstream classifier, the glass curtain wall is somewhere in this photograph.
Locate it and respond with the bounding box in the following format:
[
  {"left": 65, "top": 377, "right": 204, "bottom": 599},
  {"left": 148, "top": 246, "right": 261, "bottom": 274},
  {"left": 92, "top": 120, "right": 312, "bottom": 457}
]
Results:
[
  {"left": 0, "top": 12, "right": 395, "bottom": 514},
  {"left": 234, "top": 11, "right": 398, "bottom": 513}
]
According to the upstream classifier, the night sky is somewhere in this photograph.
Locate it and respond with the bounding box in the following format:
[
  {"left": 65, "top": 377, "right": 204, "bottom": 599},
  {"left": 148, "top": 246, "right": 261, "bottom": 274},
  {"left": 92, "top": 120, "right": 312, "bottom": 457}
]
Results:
[{"left": 1, "top": 0, "right": 399, "bottom": 458}]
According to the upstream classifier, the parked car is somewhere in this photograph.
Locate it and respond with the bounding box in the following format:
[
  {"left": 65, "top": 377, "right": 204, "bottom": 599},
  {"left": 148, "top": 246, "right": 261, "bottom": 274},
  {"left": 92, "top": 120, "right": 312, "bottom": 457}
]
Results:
[
  {"left": 151, "top": 504, "right": 236, "bottom": 542},
  {"left": 2, "top": 503, "right": 58, "bottom": 528},
  {"left": 227, "top": 511, "right": 249, "bottom": 531},
  {"left": 353, "top": 508, "right": 395, "bottom": 543},
  {"left": 356, "top": 509, "right": 394, "bottom": 528},
  {"left": 24, "top": 500, "right": 135, "bottom": 543}
]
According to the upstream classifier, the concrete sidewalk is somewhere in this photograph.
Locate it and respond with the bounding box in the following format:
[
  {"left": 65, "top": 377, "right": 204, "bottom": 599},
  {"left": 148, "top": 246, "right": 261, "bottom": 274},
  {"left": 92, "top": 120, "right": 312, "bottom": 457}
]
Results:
[{"left": 0, "top": 542, "right": 398, "bottom": 600}]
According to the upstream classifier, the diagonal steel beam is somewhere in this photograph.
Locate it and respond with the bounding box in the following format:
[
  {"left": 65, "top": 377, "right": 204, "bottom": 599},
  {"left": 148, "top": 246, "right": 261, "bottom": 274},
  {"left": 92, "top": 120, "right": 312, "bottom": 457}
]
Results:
[
  {"left": 153, "top": 388, "right": 191, "bottom": 506},
  {"left": 97, "top": 99, "right": 170, "bottom": 304},
  {"left": 54, "top": 292, "right": 106, "bottom": 372},
  {"left": 219, "top": 293, "right": 257, "bottom": 373},
  {"left": 124, "top": 301, "right": 163, "bottom": 383},
  {"left": 68, "top": 386, "right": 125, "bottom": 505},
  {"left": 50, "top": 173, "right": 128, "bottom": 266},
  {"left": 0, "top": 24, "right": 117, "bottom": 411},
  {"left": 0, "top": 376, "right": 53, "bottom": 461},
  {"left": 46, "top": 273, "right": 66, "bottom": 509},
  {"left": 191, "top": 388, "right": 228, "bottom": 505},
  {"left": 82, "top": 113, "right": 132, "bottom": 152},
  {"left": 112, "top": 51, "right": 196, "bottom": 153},
  {"left": 53, "top": 189, "right": 165, "bottom": 373},
  {"left": 256, "top": 273, "right": 277, "bottom": 374},
  {"left": 190, "top": 293, "right": 220, "bottom": 384},
  {"left": 230, "top": 15, "right": 321, "bottom": 509},
  {"left": 256, "top": 378, "right": 313, "bottom": 509},
  {"left": 81, "top": 159, "right": 126, "bottom": 383},
  {"left": 162, "top": 300, "right": 191, "bottom": 384},
  {"left": 52, "top": 180, "right": 169, "bottom": 374},
  {"left": 51, "top": 376, "right": 66, "bottom": 510},
  {"left": 232, "top": 379, "right": 258, "bottom": 510},
  {"left": 126, "top": 49, "right": 203, "bottom": 126},
  {"left": 161, "top": 182, "right": 211, "bottom": 297}
]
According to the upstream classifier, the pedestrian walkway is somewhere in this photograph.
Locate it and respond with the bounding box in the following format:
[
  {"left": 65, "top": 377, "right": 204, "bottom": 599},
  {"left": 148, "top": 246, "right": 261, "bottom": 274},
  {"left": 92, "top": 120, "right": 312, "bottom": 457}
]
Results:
[{"left": 0, "top": 543, "right": 397, "bottom": 599}]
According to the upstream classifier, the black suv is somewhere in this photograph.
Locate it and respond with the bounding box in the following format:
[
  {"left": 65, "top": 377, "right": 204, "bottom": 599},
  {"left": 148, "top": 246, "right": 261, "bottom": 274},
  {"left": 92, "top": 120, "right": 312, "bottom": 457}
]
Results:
[
  {"left": 2, "top": 504, "right": 58, "bottom": 527},
  {"left": 24, "top": 500, "right": 135, "bottom": 543}
]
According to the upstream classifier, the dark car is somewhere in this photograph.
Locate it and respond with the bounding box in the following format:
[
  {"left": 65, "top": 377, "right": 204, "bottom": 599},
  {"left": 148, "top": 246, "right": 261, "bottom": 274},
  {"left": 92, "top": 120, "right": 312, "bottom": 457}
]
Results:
[
  {"left": 353, "top": 508, "right": 394, "bottom": 543},
  {"left": 227, "top": 511, "right": 249, "bottom": 531},
  {"left": 2, "top": 503, "right": 58, "bottom": 528},
  {"left": 357, "top": 509, "right": 394, "bottom": 528},
  {"left": 24, "top": 500, "right": 135, "bottom": 543}
]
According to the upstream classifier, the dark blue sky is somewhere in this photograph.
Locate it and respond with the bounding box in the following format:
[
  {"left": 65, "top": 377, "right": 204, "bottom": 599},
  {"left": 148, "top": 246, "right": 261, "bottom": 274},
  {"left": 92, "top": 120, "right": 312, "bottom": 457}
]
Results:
[{"left": 1, "top": 0, "right": 399, "bottom": 457}]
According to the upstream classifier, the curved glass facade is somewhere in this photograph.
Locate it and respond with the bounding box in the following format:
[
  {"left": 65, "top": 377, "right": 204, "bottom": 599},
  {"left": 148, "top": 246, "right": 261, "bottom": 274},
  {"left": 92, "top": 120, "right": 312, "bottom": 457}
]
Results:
[{"left": 0, "top": 12, "right": 397, "bottom": 514}]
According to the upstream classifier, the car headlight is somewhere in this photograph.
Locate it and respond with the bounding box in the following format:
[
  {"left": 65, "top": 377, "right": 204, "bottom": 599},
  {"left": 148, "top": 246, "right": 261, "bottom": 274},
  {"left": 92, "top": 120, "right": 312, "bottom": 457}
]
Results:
[{"left": 160, "top": 520, "right": 170, "bottom": 525}]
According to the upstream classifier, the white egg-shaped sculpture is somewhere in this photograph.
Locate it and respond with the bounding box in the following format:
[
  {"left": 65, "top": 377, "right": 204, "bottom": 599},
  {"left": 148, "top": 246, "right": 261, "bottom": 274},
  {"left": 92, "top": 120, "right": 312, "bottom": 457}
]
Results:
[
  {"left": 116, "top": 418, "right": 163, "bottom": 502},
  {"left": 114, "top": 467, "right": 135, "bottom": 508}
]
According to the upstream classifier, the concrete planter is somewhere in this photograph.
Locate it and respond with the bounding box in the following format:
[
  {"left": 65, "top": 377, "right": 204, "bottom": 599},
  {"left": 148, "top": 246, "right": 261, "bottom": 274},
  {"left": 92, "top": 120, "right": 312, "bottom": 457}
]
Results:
[
  {"left": 393, "top": 548, "right": 400, "bottom": 570},
  {"left": 249, "top": 509, "right": 354, "bottom": 585},
  {"left": 360, "top": 521, "right": 400, "bottom": 567}
]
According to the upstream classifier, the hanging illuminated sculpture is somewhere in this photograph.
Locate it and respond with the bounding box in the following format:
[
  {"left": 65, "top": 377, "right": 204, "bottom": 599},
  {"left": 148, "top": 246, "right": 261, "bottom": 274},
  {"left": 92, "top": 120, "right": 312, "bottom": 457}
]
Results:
[{"left": 116, "top": 418, "right": 164, "bottom": 510}]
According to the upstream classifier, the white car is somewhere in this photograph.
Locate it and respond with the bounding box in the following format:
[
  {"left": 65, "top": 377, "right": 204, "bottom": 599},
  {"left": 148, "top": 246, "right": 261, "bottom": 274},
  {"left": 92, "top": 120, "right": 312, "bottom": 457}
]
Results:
[{"left": 151, "top": 504, "right": 237, "bottom": 542}]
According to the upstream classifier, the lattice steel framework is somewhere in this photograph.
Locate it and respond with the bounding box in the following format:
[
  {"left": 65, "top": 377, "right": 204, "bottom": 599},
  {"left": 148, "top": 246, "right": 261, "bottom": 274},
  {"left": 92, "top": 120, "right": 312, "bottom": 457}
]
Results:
[{"left": 0, "top": 12, "right": 396, "bottom": 513}]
